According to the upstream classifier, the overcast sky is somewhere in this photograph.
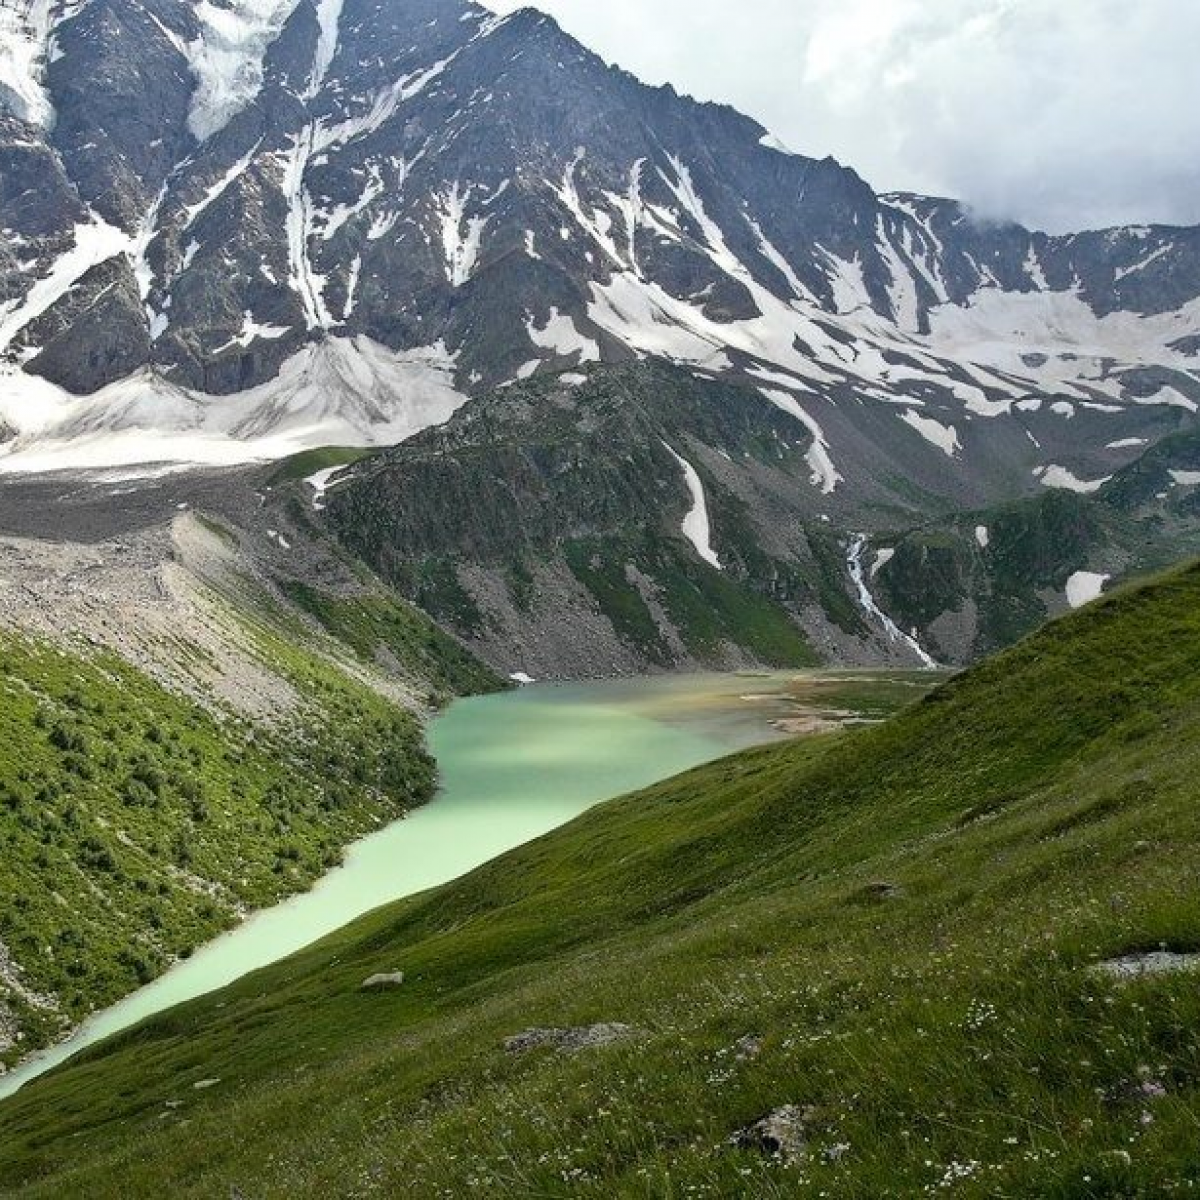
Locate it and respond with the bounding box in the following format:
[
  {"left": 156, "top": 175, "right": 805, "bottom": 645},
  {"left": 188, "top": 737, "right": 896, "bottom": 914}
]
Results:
[{"left": 481, "top": 0, "right": 1200, "bottom": 234}]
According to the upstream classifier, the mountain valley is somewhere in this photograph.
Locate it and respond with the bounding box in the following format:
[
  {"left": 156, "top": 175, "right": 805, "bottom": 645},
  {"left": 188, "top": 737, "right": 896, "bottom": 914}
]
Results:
[{"left": 0, "top": 0, "right": 1198, "bottom": 1193}]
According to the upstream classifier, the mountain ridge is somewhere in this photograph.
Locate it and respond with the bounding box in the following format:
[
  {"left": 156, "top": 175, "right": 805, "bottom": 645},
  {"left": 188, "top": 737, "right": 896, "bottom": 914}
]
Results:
[{"left": 2, "top": 0, "right": 1199, "bottom": 671}]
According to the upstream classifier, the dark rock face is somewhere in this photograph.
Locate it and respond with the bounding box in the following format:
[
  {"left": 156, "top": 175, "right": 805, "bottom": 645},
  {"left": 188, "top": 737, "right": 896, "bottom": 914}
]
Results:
[
  {"left": 21, "top": 258, "right": 150, "bottom": 393},
  {"left": 47, "top": 0, "right": 199, "bottom": 228}
]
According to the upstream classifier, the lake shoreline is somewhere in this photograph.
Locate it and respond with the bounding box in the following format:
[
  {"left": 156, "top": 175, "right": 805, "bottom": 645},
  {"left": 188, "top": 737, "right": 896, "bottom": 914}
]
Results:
[{"left": 0, "top": 668, "right": 932, "bottom": 1102}]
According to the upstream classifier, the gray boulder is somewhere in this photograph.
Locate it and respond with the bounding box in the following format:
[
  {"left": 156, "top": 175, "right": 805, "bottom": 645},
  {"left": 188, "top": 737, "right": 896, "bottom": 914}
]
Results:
[
  {"left": 732, "top": 1105, "right": 813, "bottom": 1165},
  {"left": 360, "top": 971, "right": 406, "bottom": 991},
  {"left": 503, "top": 1023, "right": 640, "bottom": 1055}
]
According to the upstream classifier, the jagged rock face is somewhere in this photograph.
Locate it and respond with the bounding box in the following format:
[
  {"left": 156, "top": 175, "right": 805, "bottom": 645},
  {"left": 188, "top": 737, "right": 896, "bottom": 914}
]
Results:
[{"left": 0, "top": 0, "right": 1196, "bottom": 482}]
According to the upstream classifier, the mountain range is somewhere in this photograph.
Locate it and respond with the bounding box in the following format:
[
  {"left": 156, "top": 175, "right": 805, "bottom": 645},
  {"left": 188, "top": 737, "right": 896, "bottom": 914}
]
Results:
[
  {"left": 3, "top": 7, "right": 1200, "bottom": 1191},
  {"left": 1, "top": 0, "right": 1199, "bottom": 670}
]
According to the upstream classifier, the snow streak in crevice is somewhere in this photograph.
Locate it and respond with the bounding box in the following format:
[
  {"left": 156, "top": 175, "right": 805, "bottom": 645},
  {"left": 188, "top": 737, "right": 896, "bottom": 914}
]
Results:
[
  {"left": 304, "top": 0, "right": 344, "bottom": 99},
  {"left": 847, "top": 535, "right": 937, "bottom": 669},
  {"left": 662, "top": 441, "right": 722, "bottom": 569},
  {"left": 759, "top": 388, "right": 842, "bottom": 494},
  {"left": 0, "top": 217, "right": 132, "bottom": 356},
  {"left": 283, "top": 124, "right": 334, "bottom": 330},
  {"left": 438, "top": 182, "right": 489, "bottom": 288}
]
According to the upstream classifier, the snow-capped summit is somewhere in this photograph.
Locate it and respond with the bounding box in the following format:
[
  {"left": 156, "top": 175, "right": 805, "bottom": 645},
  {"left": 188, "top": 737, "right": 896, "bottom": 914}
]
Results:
[{"left": 0, "top": 0, "right": 1197, "bottom": 482}]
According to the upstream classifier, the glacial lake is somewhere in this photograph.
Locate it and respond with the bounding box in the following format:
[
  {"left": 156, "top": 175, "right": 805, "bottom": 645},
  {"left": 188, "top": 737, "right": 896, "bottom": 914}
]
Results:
[{"left": 0, "top": 668, "right": 931, "bottom": 1099}]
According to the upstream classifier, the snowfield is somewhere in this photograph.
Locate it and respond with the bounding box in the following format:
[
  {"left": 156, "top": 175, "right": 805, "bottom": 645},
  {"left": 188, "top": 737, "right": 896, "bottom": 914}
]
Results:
[
  {"left": 0, "top": 338, "right": 466, "bottom": 475},
  {"left": 1066, "top": 572, "right": 1111, "bottom": 609},
  {"left": 0, "top": 0, "right": 56, "bottom": 127}
]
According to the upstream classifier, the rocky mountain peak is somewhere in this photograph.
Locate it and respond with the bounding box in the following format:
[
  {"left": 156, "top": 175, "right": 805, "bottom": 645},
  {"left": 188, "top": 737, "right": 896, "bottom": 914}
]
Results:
[{"left": 0, "top": 0, "right": 1195, "bottom": 491}]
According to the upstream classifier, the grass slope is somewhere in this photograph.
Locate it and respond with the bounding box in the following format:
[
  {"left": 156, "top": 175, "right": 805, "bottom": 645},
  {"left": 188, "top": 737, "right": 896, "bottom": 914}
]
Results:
[
  {"left": 277, "top": 581, "right": 506, "bottom": 703},
  {"left": 5, "top": 565, "right": 1200, "bottom": 1195},
  {"left": 265, "top": 447, "right": 372, "bottom": 488}
]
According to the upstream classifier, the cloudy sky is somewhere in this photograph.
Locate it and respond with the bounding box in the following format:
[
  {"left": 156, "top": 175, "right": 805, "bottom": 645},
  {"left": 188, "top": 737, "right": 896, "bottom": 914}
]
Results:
[{"left": 481, "top": 0, "right": 1200, "bottom": 234}]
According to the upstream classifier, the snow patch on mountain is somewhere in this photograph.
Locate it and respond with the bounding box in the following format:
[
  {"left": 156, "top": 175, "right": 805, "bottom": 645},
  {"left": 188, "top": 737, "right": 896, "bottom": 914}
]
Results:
[
  {"left": 553, "top": 149, "right": 632, "bottom": 270},
  {"left": 342, "top": 253, "right": 361, "bottom": 319},
  {"left": 818, "top": 247, "right": 872, "bottom": 316},
  {"left": 181, "top": 141, "right": 262, "bottom": 231},
  {"left": 0, "top": 217, "right": 132, "bottom": 357},
  {"left": 306, "top": 464, "right": 351, "bottom": 511},
  {"left": 0, "top": 338, "right": 465, "bottom": 472},
  {"left": 526, "top": 308, "right": 599, "bottom": 364},
  {"left": 314, "top": 54, "right": 459, "bottom": 154},
  {"left": 213, "top": 310, "right": 290, "bottom": 353},
  {"left": 1066, "top": 572, "right": 1110, "bottom": 608},
  {"left": 1114, "top": 243, "right": 1173, "bottom": 283},
  {"left": 187, "top": 0, "right": 303, "bottom": 141},
  {"left": 925, "top": 289, "right": 1200, "bottom": 404},
  {"left": 0, "top": 0, "right": 56, "bottom": 127},
  {"left": 1034, "top": 464, "right": 1111, "bottom": 494},
  {"left": 759, "top": 388, "right": 842, "bottom": 494},
  {"left": 900, "top": 409, "right": 960, "bottom": 457},
  {"left": 662, "top": 155, "right": 744, "bottom": 281},
  {"left": 129, "top": 182, "right": 170, "bottom": 337},
  {"left": 587, "top": 264, "right": 852, "bottom": 393},
  {"left": 588, "top": 273, "right": 731, "bottom": 369},
  {"left": 304, "top": 0, "right": 344, "bottom": 99},
  {"left": 1133, "top": 385, "right": 1198, "bottom": 413},
  {"left": 662, "top": 441, "right": 721, "bottom": 569},
  {"left": 438, "top": 182, "right": 489, "bottom": 287},
  {"left": 1023, "top": 246, "right": 1049, "bottom": 290},
  {"left": 746, "top": 215, "right": 811, "bottom": 303},
  {"left": 320, "top": 164, "right": 384, "bottom": 242},
  {"left": 283, "top": 125, "right": 335, "bottom": 329},
  {"left": 876, "top": 217, "right": 921, "bottom": 331}
]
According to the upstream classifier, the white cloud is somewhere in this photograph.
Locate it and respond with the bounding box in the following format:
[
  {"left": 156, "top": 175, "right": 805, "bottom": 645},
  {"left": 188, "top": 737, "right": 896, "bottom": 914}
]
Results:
[{"left": 480, "top": 0, "right": 1200, "bottom": 234}]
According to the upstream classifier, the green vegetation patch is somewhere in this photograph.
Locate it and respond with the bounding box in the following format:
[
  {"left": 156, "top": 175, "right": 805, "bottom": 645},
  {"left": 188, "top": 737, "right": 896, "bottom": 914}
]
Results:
[
  {"left": 564, "top": 533, "right": 817, "bottom": 668},
  {"left": 0, "top": 615, "right": 434, "bottom": 1070},
  {"left": 278, "top": 581, "right": 506, "bottom": 703},
  {"left": 564, "top": 538, "right": 671, "bottom": 664},
  {"left": 654, "top": 548, "right": 818, "bottom": 667},
  {"left": 265, "top": 446, "right": 372, "bottom": 488}
]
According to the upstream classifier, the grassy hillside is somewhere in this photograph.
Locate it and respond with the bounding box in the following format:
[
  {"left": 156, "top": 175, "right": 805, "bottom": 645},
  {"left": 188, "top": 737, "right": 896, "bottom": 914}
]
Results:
[
  {"left": 277, "top": 581, "right": 505, "bottom": 703},
  {"left": 4, "top": 564, "right": 1200, "bottom": 1195},
  {"left": 265, "top": 447, "right": 372, "bottom": 487}
]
